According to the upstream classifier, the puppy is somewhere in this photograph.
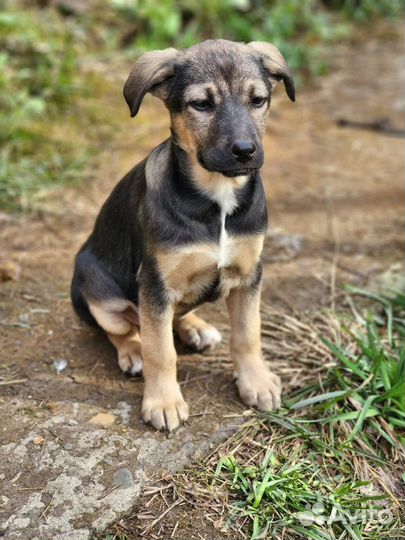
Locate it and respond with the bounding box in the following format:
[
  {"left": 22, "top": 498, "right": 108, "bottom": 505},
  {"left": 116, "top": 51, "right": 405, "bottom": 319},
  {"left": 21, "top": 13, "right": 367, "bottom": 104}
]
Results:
[{"left": 71, "top": 39, "right": 295, "bottom": 431}]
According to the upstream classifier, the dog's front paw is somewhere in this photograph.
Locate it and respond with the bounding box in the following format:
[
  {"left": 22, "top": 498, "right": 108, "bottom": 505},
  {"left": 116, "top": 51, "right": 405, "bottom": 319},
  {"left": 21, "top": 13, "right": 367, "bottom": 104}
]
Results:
[
  {"left": 142, "top": 383, "right": 189, "bottom": 431},
  {"left": 236, "top": 364, "right": 281, "bottom": 411}
]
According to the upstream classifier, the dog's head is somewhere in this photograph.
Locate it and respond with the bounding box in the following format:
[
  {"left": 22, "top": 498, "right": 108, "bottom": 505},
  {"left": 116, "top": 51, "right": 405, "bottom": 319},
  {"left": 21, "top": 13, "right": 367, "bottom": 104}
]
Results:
[{"left": 124, "top": 39, "right": 295, "bottom": 177}]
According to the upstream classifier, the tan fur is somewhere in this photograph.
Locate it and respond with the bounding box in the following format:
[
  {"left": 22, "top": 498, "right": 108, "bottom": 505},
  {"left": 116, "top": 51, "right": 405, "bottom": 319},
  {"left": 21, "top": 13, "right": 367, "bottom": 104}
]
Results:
[
  {"left": 145, "top": 142, "right": 171, "bottom": 188},
  {"left": 183, "top": 83, "right": 221, "bottom": 103},
  {"left": 140, "top": 291, "right": 189, "bottom": 431},
  {"left": 248, "top": 42, "right": 288, "bottom": 73},
  {"left": 226, "top": 284, "right": 281, "bottom": 410},
  {"left": 156, "top": 233, "right": 264, "bottom": 306},
  {"left": 88, "top": 298, "right": 137, "bottom": 335},
  {"left": 156, "top": 243, "right": 217, "bottom": 305},
  {"left": 172, "top": 114, "right": 250, "bottom": 198},
  {"left": 173, "top": 312, "right": 221, "bottom": 351},
  {"left": 227, "top": 234, "right": 265, "bottom": 277},
  {"left": 124, "top": 48, "right": 179, "bottom": 115},
  {"left": 107, "top": 328, "right": 142, "bottom": 374},
  {"left": 171, "top": 115, "right": 197, "bottom": 153},
  {"left": 247, "top": 41, "right": 295, "bottom": 102}
]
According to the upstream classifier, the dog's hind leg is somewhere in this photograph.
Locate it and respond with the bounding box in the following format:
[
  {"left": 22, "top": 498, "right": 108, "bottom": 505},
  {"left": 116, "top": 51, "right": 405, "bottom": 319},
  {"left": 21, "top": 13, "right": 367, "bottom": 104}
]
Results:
[
  {"left": 107, "top": 327, "right": 143, "bottom": 376},
  {"left": 72, "top": 250, "right": 143, "bottom": 376},
  {"left": 173, "top": 312, "right": 222, "bottom": 352},
  {"left": 88, "top": 298, "right": 143, "bottom": 377}
]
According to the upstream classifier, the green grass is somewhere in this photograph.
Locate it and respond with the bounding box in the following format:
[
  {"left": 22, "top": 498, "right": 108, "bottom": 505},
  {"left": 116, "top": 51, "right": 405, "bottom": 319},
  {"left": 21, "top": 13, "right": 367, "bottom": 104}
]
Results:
[
  {"left": 203, "top": 288, "right": 405, "bottom": 539},
  {"left": 288, "top": 288, "right": 405, "bottom": 455},
  {"left": 0, "top": 7, "right": 90, "bottom": 210},
  {"left": 112, "top": 0, "right": 349, "bottom": 77},
  {"left": 214, "top": 449, "right": 399, "bottom": 540}
]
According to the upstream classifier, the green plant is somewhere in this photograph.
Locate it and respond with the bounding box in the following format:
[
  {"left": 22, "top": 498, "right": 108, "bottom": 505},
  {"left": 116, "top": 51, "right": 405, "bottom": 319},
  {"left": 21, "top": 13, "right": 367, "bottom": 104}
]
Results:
[
  {"left": 0, "top": 7, "right": 87, "bottom": 210},
  {"left": 111, "top": 0, "right": 349, "bottom": 77},
  {"left": 289, "top": 288, "right": 405, "bottom": 453},
  {"left": 215, "top": 450, "right": 395, "bottom": 540},
  {"left": 321, "top": 0, "right": 404, "bottom": 21},
  {"left": 209, "top": 288, "right": 405, "bottom": 539}
]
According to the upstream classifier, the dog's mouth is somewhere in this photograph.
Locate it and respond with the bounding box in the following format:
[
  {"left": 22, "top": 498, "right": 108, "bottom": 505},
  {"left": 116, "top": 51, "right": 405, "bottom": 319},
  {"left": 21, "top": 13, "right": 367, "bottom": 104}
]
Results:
[
  {"left": 221, "top": 168, "right": 255, "bottom": 178},
  {"left": 197, "top": 152, "right": 258, "bottom": 178}
]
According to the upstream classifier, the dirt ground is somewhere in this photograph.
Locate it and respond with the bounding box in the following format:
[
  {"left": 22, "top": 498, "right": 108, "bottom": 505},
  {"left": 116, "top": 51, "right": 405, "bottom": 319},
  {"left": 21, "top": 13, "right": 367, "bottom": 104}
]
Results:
[{"left": 0, "top": 24, "right": 404, "bottom": 540}]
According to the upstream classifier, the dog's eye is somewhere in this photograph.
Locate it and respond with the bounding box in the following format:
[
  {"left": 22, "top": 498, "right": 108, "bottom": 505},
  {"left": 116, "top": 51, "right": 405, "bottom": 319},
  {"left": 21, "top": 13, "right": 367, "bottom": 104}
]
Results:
[
  {"left": 251, "top": 96, "right": 267, "bottom": 108},
  {"left": 189, "top": 100, "right": 212, "bottom": 112}
]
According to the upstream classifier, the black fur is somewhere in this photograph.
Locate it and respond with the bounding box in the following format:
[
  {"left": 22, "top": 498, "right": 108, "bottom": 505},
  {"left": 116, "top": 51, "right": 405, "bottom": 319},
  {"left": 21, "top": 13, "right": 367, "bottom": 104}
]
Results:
[{"left": 71, "top": 140, "right": 267, "bottom": 321}]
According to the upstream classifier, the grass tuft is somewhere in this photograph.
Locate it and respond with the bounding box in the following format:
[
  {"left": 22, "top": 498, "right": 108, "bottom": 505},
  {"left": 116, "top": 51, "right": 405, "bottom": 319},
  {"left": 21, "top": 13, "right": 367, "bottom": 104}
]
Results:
[{"left": 212, "top": 288, "right": 405, "bottom": 539}]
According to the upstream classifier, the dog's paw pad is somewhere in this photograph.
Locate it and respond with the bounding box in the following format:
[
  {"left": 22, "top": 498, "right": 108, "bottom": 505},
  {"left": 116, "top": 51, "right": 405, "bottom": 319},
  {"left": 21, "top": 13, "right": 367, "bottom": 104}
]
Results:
[{"left": 118, "top": 352, "right": 143, "bottom": 377}]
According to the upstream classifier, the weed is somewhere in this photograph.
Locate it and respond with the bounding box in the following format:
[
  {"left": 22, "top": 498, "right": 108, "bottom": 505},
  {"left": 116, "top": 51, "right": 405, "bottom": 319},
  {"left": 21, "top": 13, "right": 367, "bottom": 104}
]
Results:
[
  {"left": 209, "top": 289, "right": 405, "bottom": 539},
  {"left": 0, "top": 7, "right": 88, "bottom": 210}
]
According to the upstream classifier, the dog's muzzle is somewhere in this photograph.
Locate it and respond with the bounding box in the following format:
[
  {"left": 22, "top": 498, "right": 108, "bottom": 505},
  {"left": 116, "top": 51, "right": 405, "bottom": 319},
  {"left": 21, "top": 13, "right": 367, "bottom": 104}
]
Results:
[{"left": 198, "top": 143, "right": 264, "bottom": 176}]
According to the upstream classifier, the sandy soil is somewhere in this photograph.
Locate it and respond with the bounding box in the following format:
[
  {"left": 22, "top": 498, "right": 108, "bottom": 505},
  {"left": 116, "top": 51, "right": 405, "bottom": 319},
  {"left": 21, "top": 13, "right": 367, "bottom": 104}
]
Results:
[{"left": 0, "top": 24, "right": 403, "bottom": 540}]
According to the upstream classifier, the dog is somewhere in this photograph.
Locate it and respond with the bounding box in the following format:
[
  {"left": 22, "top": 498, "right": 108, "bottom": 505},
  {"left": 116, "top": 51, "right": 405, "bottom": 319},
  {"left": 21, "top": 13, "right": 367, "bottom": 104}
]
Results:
[{"left": 71, "top": 39, "right": 295, "bottom": 431}]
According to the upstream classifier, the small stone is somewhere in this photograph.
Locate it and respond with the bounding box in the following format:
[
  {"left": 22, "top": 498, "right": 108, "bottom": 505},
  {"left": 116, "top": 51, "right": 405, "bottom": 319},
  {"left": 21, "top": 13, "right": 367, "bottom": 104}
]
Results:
[
  {"left": 113, "top": 468, "right": 133, "bottom": 489},
  {"left": 0, "top": 495, "right": 10, "bottom": 507},
  {"left": 0, "top": 260, "right": 21, "bottom": 282},
  {"left": 88, "top": 413, "right": 116, "bottom": 427},
  {"left": 46, "top": 401, "right": 59, "bottom": 413},
  {"left": 68, "top": 419, "right": 78, "bottom": 426},
  {"left": 53, "top": 358, "right": 68, "bottom": 373},
  {"left": 32, "top": 436, "right": 45, "bottom": 446},
  {"left": 19, "top": 313, "right": 30, "bottom": 324}
]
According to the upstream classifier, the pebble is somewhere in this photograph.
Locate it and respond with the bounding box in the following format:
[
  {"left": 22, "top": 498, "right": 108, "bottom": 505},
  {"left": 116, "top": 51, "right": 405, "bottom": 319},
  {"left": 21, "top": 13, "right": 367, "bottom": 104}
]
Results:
[
  {"left": 0, "top": 260, "right": 21, "bottom": 282},
  {"left": 32, "top": 436, "right": 45, "bottom": 446},
  {"left": 88, "top": 413, "right": 116, "bottom": 427},
  {"left": 18, "top": 313, "right": 30, "bottom": 324},
  {"left": 53, "top": 358, "right": 68, "bottom": 373},
  {"left": 113, "top": 468, "right": 133, "bottom": 489}
]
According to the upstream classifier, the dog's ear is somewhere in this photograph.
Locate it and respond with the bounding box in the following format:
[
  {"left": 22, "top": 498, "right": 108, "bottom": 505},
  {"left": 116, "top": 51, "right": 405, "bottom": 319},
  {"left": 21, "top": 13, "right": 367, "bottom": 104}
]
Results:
[
  {"left": 123, "top": 48, "right": 179, "bottom": 117},
  {"left": 248, "top": 42, "right": 295, "bottom": 102}
]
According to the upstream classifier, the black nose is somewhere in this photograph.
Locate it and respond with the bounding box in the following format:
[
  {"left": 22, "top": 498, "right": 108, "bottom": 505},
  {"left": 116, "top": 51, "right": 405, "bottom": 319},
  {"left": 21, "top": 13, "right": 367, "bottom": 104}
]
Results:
[{"left": 231, "top": 140, "right": 256, "bottom": 163}]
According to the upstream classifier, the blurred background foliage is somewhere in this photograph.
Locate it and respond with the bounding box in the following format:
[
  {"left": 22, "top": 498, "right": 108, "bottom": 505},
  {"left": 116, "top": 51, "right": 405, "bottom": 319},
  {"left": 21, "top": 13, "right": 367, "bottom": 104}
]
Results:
[{"left": 0, "top": 0, "right": 403, "bottom": 211}]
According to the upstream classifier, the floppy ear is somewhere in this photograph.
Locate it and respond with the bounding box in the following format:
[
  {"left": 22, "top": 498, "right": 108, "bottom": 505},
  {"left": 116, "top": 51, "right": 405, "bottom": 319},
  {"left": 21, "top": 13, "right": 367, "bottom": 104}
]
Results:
[
  {"left": 123, "top": 48, "right": 179, "bottom": 117},
  {"left": 248, "top": 42, "right": 295, "bottom": 102}
]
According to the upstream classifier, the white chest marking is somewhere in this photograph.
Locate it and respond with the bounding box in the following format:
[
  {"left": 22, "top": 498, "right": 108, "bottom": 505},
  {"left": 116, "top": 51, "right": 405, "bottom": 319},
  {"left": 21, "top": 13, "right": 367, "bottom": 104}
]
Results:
[
  {"left": 213, "top": 177, "right": 247, "bottom": 269},
  {"left": 218, "top": 208, "right": 231, "bottom": 268},
  {"left": 191, "top": 170, "right": 249, "bottom": 269}
]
